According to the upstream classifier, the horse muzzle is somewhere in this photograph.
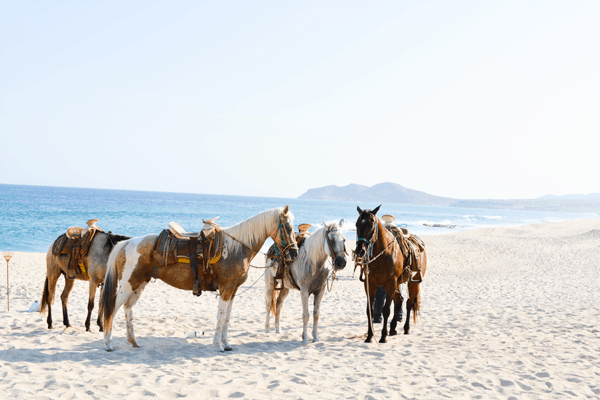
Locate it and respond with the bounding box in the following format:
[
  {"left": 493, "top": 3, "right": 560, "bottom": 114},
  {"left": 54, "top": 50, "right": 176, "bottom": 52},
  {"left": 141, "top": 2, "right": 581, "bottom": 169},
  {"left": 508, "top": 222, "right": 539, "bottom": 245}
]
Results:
[
  {"left": 354, "top": 246, "right": 366, "bottom": 259},
  {"left": 284, "top": 247, "right": 298, "bottom": 264},
  {"left": 333, "top": 255, "right": 347, "bottom": 271}
]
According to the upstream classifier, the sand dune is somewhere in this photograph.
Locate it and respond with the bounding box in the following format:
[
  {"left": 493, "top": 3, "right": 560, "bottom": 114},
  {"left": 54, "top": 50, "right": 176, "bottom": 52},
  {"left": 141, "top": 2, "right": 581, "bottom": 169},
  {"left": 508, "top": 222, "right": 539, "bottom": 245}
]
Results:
[{"left": 1, "top": 218, "right": 599, "bottom": 399}]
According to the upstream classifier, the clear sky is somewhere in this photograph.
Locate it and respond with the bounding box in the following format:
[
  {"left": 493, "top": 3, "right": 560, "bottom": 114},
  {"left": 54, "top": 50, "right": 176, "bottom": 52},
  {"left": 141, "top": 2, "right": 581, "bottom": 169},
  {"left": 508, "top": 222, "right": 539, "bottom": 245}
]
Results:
[{"left": 1, "top": 1, "right": 599, "bottom": 200}]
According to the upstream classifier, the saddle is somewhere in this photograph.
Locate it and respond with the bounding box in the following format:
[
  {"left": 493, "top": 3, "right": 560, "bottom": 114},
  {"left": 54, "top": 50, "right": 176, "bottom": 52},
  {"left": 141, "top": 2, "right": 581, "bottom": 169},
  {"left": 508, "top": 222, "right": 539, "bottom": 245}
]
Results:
[
  {"left": 52, "top": 219, "right": 104, "bottom": 280},
  {"left": 267, "top": 224, "right": 311, "bottom": 290},
  {"left": 384, "top": 223, "right": 426, "bottom": 284},
  {"left": 154, "top": 218, "right": 222, "bottom": 296}
]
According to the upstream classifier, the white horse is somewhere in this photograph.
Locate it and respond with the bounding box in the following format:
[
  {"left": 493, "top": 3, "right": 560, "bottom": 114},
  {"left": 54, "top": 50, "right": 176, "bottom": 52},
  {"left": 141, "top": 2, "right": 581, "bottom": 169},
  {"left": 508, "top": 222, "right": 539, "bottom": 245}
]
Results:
[
  {"left": 264, "top": 220, "right": 347, "bottom": 344},
  {"left": 99, "top": 206, "right": 298, "bottom": 352}
]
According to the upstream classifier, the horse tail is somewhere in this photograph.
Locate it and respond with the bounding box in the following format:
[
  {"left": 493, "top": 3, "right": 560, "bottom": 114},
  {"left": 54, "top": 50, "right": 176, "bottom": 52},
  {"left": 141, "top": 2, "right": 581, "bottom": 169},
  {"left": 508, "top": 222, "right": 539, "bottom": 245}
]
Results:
[
  {"left": 412, "top": 292, "right": 421, "bottom": 323},
  {"left": 99, "top": 245, "right": 120, "bottom": 330},
  {"left": 40, "top": 277, "right": 50, "bottom": 314}
]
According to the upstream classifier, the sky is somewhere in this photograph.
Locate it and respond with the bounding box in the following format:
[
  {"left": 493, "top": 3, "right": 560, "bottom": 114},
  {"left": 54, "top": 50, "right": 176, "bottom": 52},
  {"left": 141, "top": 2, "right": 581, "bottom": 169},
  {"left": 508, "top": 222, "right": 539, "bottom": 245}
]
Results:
[{"left": 1, "top": 0, "right": 599, "bottom": 200}]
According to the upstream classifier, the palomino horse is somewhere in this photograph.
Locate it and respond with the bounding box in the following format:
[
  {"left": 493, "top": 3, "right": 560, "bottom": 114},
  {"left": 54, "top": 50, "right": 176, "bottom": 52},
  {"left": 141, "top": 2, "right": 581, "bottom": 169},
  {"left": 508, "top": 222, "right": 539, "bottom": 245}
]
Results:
[
  {"left": 264, "top": 220, "right": 347, "bottom": 344},
  {"left": 99, "top": 206, "right": 298, "bottom": 352},
  {"left": 41, "top": 230, "right": 130, "bottom": 331},
  {"left": 354, "top": 205, "right": 427, "bottom": 342}
]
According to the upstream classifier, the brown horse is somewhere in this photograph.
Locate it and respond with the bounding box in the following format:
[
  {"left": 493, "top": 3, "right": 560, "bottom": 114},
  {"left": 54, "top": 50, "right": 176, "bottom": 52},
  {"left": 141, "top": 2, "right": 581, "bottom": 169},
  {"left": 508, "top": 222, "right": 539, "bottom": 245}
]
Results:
[
  {"left": 40, "top": 230, "right": 130, "bottom": 331},
  {"left": 354, "top": 205, "right": 427, "bottom": 343},
  {"left": 99, "top": 206, "right": 298, "bottom": 352}
]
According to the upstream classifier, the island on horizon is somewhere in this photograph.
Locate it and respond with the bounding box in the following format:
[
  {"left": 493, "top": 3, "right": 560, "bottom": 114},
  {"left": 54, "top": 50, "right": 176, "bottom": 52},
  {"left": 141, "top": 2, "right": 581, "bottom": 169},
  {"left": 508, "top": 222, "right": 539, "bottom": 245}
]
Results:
[{"left": 298, "top": 182, "right": 600, "bottom": 213}]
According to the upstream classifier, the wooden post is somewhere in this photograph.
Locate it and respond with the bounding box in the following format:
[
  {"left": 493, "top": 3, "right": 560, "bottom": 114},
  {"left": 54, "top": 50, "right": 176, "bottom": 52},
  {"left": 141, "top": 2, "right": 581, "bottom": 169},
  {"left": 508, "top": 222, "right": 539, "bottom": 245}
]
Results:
[{"left": 3, "top": 252, "right": 13, "bottom": 311}]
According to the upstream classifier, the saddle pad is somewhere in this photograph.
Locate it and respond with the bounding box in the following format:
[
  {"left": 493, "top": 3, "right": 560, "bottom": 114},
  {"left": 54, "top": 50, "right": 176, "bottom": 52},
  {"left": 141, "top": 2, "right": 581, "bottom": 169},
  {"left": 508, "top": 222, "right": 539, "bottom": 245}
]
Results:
[{"left": 52, "top": 234, "right": 71, "bottom": 256}]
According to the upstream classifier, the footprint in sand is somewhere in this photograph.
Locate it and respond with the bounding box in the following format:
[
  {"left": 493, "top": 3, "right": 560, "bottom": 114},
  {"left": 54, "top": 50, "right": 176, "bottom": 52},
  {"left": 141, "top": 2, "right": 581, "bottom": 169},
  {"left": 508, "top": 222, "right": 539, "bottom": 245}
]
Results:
[{"left": 471, "top": 382, "right": 490, "bottom": 390}]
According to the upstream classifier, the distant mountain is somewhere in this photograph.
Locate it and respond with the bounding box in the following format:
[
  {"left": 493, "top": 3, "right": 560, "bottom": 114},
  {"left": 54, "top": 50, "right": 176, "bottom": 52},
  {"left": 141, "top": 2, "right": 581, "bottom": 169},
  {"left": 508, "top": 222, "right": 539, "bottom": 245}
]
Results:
[
  {"left": 298, "top": 183, "right": 600, "bottom": 213},
  {"left": 537, "top": 193, "right": 600, "bottom": 201},
  {"left": 298, "top": 182, "right": 453, "bottom": 206}
]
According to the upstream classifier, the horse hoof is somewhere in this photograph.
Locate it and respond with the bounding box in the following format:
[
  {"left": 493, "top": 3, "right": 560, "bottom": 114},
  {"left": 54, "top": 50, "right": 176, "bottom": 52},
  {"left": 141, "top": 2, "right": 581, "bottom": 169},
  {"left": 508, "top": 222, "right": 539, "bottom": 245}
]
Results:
[
  {"left": 389, "top": 330, "right": 397, "bottom": 336},
  {"left": 105, "top": 345, "right": 114, "bottom": 352},
  {"left": 404, "top": 331, "right": 410, "bottom": 335},
  {"left": 379, "top": 337, "right": 387, "bottom": 343},
  {"left": 364, "top": 337, "right": 373, "bottom": 343},
  {"left": 224, "top": 345, "right": 233, "bottom": 351}
]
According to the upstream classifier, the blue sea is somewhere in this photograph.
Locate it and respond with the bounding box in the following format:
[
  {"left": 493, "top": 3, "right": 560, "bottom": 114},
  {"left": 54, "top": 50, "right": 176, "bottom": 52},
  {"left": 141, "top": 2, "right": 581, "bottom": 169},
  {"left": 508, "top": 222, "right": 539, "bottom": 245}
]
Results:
[{"left": 1, "top": 184, "right": 598, "bottom": 253}]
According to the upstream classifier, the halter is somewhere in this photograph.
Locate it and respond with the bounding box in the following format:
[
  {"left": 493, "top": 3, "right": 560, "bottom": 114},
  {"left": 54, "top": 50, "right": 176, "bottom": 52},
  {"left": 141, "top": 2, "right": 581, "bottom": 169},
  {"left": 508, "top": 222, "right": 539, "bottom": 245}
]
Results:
[
  {"left": 272, "top": 215, "right": 297, "bottom": 261},
  {"left": 357, "top": 220, "right": 378, "bottom": 259},
  {"left": 323, "top": 223, "right": 347, "bottom": 292},
  {"left": 323, "top": 223, "right": 347, "bottom": 265}
]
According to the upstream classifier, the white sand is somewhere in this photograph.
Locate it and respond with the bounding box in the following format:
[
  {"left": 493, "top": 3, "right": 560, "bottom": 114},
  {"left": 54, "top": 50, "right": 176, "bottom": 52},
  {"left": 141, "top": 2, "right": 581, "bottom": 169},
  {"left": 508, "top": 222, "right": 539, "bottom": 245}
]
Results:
[{"left": 1, "top": 218, "right": 599, "bottom": 399}]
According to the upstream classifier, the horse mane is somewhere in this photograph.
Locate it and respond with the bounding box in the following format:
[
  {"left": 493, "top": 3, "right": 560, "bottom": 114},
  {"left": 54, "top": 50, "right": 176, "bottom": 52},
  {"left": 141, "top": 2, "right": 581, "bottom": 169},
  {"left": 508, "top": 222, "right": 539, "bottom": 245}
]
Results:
[
  {"left": 294, "top": 225, "right": 328, "bottom": 273},
  {"left": 223, "top": 207, "right": 292, "bottom": 253},
  {"left": 102, "top": 231, "right": 132, "bottom": 252}
]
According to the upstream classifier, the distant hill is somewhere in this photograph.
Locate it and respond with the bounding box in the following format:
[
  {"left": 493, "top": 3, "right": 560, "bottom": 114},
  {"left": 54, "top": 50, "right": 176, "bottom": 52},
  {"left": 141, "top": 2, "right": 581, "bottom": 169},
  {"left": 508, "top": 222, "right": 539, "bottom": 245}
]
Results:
[
  {"left": 298, "top": 182, "right": 453, "bottom": 206},
  {"left": 537, "top": 193, "right": 600, "bottom": 200},
  {"left": 298, "top": 183, "right": 600, "bottom": 213}
]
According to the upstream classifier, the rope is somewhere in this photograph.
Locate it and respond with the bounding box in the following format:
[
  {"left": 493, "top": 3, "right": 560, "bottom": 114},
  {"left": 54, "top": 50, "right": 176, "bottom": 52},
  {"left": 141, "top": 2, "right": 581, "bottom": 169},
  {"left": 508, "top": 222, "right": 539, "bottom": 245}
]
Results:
[{"left": 236, "top": 268, "right": 268, "bottom": 297}]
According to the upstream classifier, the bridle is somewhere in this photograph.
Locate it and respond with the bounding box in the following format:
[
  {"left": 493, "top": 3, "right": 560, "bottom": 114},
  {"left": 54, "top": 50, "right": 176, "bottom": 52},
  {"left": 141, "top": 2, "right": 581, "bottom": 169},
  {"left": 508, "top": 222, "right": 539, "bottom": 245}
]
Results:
[
  {"left": 354, "top": 215, "right": 396, "bottom": 269},
  {"left": 272, "top": 215, "right": 298, "bottom": 262},
  {"left": 323, "top": 222, "right": 348, "bottom": 268},
  {"left": 324, "top": 222, "right": 348, "bottom": 292}
]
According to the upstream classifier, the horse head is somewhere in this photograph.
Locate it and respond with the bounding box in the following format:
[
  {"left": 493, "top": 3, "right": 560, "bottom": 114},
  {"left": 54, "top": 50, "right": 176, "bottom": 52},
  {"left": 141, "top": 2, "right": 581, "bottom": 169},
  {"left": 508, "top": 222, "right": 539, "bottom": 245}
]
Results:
[
  {"left": 324, "top": 219, "right": 348, "bottom": 271},
  {"left": 271, "top": 205, "right": 298, "bottom": 264},
  {"left": 354, "top": 205, "right": 381, "bottom": 261}
]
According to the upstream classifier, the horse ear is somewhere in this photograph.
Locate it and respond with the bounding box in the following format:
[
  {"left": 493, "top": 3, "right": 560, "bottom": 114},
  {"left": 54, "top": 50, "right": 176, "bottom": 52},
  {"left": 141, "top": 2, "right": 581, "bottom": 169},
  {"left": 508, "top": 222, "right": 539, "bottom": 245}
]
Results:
[
  {"left": 283, "top": 205, "right": 290, "bottom": 215},
  {"left": 322, "top": 220, "right": 328, "bottom": 229},
  {"left": 357, "top": 206, "right": 363, "bottom": 214},
  {"left": 339, "top": 218, "right": 345, "bottom": 229},
  {"left": 372, "top": 205, "right": 381, "bottom": 215}
]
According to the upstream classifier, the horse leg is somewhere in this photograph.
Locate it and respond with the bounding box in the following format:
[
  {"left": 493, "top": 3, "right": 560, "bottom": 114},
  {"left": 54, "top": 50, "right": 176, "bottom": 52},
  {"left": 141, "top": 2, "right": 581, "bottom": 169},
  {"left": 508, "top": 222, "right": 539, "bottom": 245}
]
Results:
[
  {"left": 213, "top": 297, "right": 231, "bottom": 352},
  {"left": 60, "top": 276, "right": 75, "bottom": 328},
  {"left": 404, "top": 281, "right": 420, "bottom": 335},
  {"left": 372, "top": 286, "right": 385, "bottom": 323},
  {"left": 379, "top": 283, "right": 394, "bottom": 343},
  {"left": 300, "top": 290, "right": 310, "bottom": 344},
  {"left": 274, "top": 287, "right": 289, "bottom": 333},
  {"left": 123, "top": 281, "right": 148, "bottom": 348},
  {"left": 312, "top": 289, "right": 326, "bottom": 342},
  {"left": 389, "top": 289, "right": 403, "bottom": 336},
  {"left": 264, "top": 272, "right": 275, "bottom": 332},
  {"left": 104, "top": 281, "right": 135, "bottom": 351},
  {"left": 364, "top": 284, "right": 376, "bottom": 343},
  {"left": 221, "top": 297, "right": 235, "bottom": 351},
  {"left": 85, "top": 279, "right": 99, "bottom": 332}
]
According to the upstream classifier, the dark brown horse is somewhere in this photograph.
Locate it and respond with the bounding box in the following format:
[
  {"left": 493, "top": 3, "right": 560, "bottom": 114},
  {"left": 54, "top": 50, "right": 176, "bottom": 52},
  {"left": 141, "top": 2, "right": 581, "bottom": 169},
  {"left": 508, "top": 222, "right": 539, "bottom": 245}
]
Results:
[
  {"left": 41, "top": 230, "right": 130, "bottom": 331},
  {"left": 354, "top": 205, "right": 427, "bottom": 343}
]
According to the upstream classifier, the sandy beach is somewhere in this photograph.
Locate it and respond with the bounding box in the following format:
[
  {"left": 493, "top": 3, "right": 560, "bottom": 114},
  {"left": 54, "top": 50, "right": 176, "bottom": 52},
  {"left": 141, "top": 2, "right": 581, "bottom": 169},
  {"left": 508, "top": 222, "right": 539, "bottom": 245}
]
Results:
[{"left": 1, "top": 218, "right": 599, "bottom": 399}]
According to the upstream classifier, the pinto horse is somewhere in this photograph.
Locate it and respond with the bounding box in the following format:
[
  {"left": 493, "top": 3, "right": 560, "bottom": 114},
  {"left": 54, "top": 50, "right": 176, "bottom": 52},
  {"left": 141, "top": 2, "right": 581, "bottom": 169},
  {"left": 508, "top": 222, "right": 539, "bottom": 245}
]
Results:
[
  {"left": 264, "top": 220, "right": 347, "bottom": 344},
  {"left": 41, "top": 230, "right": 130, "bottom": 331},
  {"left": 354, "top": 205, "right": 427, "bottom": 343},
  {"left": 99, "top": 206, "right": 298, "bottom": 352}
]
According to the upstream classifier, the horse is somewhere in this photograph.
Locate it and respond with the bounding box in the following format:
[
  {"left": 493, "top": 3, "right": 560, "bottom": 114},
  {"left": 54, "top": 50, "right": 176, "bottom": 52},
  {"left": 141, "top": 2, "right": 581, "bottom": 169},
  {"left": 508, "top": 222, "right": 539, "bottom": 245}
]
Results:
[
  {"left": 99, "top": 206, "right": 298, "bottom": 352},
  {"left": 354, "top": 205, "right": 427, "bottom": 343},
  {"left": 264, "top": 220, "right": 347, "bottom": 344},
  {"left": 40, "top": 230, "right": 131, "bottom": 331}
]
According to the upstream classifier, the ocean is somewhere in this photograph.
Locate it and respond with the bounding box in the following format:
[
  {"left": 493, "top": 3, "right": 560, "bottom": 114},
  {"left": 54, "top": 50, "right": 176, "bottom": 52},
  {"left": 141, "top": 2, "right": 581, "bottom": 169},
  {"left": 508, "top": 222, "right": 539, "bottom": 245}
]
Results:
[{"left": 1, "top": 184, "right": 597, "bottom": 253}]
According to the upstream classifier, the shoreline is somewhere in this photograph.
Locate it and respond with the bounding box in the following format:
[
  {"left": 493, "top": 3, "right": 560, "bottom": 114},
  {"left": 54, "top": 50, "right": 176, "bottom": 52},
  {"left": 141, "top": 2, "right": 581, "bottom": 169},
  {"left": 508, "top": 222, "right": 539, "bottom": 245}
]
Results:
[{"left": 1, "top": 217, "right": 599, "bottom": 398}]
